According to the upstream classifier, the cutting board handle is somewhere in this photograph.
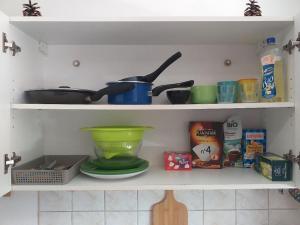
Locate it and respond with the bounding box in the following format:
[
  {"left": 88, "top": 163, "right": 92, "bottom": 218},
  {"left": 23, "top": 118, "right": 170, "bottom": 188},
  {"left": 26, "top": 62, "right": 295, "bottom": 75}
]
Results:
[
  {"left": 165, "top": 190, "right": 175, "bottom": 200},
  {"left": 152, "top": 190, "right": 188, "bottom": 225}
]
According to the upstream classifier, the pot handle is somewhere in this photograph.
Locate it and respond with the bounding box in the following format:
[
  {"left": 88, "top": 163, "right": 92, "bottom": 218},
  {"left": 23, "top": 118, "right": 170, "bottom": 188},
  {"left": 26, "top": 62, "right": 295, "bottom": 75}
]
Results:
[
  {"left": 152, "top": 80, "right": 194, "bottom": 96},
  {"left": 142, "top": 52, "right": 182, "bottom": 83},
  {"left": 88, "top": 83, "right": 135, "bottom": 102}
]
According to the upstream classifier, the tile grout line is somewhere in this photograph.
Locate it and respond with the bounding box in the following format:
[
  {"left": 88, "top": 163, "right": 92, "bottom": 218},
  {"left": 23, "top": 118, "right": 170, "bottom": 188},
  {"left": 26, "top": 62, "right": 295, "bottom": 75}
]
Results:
[
  {"left": 104, "top": 191, "right": 107, "bottom": 225},
  {"left": 137, "top": 190, "right": 139, "bottom": 225},
  {"left": 268, "top": 189, "right": 270, "bottom": 225},
  {"left": 235, "top": 190, "right": 237, "bottom": 225},
  {"left": 38, "top": 191, "right": 40, "bottom": 225},
  {"left": 38, "top": 208, "right": 279, "bottom": 213},
  {"left": 203, "top": 190, "right": 205, "bottom": 225},
  {"left": 71, "top": 191, "right": 74, "bottom": 225}
]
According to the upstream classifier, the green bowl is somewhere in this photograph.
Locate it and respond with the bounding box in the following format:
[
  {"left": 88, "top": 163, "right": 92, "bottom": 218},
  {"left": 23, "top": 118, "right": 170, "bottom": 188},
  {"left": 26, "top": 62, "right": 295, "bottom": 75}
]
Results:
[
  {"left": 82, "top": 126, "right": 152, "bottom": 159},
  {"left": 191, "top": 85, "right": 217, "bottom": 104}
]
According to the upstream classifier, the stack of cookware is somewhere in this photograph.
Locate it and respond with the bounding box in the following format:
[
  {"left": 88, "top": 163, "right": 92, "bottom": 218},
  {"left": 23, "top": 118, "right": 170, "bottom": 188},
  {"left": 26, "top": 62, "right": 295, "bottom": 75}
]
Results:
[
  {"left": 80, "top": 126, "right": 152, "bottom": 179},
  {"left": 25, "top": 52, "right": 194, "bottom": 105}
]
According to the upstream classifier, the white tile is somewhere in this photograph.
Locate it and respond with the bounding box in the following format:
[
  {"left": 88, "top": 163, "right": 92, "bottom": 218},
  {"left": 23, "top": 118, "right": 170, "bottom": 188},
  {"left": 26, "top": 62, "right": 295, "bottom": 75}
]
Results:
[
  {"left": 73, "top": 191, "right": 104, "bottom": 211},
  {"left": 204, "top": 190, "right": 235, "bottom": 209},
  {"left": 204, "top": 211, "right": 235, "bottom": 225},
  {"left": 39, "top": 212, "right": 71, "bottom": 225},
  {"left": 0, "top": 191, "right": 38, "bottom": 225},
  {"left": 73, "top": 212, "right": 105, "bottom": 225},
  {"left": 236, "top": 189, "right": 268, "bottom": 209},
  {"left": 269, "top": 209, "right": 300, "bottom": 225},
  {"left": 138, "top": 211, "right": 151, "bottom": 225},
  {"left": 189, "top": 211, "right": 203, "bottom": 225},
  {"left": 138, "top": 190, "right": 164, "bottom": 210},
  {"left": 106, "top": 212, "right": 137, "bottom": 225},
  {"left": 269, "top": 190, "right": 300, "bottom": 209},
  {"left": 237, "top": 210, "right": 268, "bottom": 225},
  {"left": 175, "top": 190, "right": 204, "bottom": 210},
  {"left": 105, "top": 190, "right": 137, "bottom": 211},
  {"left": 39, "top": 191, "right": 72, "bottom": 211}
]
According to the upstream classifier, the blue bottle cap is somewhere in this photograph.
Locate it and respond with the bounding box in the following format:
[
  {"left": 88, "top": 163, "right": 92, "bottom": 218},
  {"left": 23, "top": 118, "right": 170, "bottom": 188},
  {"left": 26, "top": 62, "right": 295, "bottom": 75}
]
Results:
[{"left": 266, "top": 37, "right": 276, "bottom": 45}]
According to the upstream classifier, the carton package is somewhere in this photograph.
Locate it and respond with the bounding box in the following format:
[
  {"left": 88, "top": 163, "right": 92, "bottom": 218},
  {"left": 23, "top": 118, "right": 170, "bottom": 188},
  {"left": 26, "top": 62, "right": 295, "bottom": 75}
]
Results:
[
  {"left": 190, "top": 122, "right": 224, "bottom": 169},
  {"left": 242, "top": 129, "right": 266, "bottom": 168},
  {"left": 164, "top": 152, "right": 192, "bottom": 171},
  {"left": 223, "top": 116, "right": 243, "bottom": 167},
  {"left": 255, "top": 153, "right": 292, "bottom": 181}
]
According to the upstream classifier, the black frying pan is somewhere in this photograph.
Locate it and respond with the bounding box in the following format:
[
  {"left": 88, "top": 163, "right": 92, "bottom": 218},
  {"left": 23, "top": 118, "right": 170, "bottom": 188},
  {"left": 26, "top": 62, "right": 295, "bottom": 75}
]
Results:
[
  {"left": 25, "top": 83, "right": 135, "bottom": 104},
  {"left": 119, "top": 52, "right": 182, "bottom": 83}
]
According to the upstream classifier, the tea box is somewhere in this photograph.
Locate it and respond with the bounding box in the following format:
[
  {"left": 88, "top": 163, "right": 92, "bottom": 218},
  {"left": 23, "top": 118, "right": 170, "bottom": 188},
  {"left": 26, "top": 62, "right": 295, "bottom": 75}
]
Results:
[{"left": 255, "top": 153, "right": 292, "bottom": 181}]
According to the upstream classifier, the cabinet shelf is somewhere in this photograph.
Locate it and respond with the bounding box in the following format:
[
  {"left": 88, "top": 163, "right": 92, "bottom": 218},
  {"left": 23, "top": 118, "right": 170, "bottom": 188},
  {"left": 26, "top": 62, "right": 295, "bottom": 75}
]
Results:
[
  {"left": 9, "top": 16, "right": 293, "bottom": 45},
  {"left": 12, "top": 102, "right": 295, "bottom": 111},
  {"left": 12, "top": 166, "right": 295, "bottom": 191}
]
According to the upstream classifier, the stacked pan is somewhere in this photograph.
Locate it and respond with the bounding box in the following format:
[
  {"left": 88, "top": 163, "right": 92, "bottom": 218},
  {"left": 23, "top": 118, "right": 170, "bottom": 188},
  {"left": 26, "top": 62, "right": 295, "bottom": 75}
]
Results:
[{"left": 25, "top": 52, "right": 194, "bottom": 104}]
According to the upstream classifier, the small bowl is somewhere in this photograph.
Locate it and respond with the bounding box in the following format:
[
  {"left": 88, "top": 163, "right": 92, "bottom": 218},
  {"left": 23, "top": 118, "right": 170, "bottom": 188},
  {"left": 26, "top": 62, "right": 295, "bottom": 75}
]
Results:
[
  {"left": 167, "top": 90, "right": 191, "bottom": 104},
  {"left": 191, "top": 85, "right": 217, "bottom": 104}
]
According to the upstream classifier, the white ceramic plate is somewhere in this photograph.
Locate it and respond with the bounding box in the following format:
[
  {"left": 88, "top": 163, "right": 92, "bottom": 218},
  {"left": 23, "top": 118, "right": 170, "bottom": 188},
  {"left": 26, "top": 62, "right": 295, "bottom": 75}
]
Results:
[{"left": 80, "top": 167, "right": 149, "bottom": 180}]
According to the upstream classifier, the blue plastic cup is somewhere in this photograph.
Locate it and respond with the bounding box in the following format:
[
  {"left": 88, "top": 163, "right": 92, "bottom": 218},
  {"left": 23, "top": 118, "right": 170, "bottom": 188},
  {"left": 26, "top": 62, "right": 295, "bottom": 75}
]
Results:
[{"left": 217, "top": 81, "right": 238, "bottom": 103}]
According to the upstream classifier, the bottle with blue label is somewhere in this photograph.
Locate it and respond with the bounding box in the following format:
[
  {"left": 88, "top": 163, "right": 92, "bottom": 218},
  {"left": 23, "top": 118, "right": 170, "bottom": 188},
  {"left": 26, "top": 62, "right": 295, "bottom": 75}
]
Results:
[{"left": 260, "top": 37, "right": 285, "bottom": 102}]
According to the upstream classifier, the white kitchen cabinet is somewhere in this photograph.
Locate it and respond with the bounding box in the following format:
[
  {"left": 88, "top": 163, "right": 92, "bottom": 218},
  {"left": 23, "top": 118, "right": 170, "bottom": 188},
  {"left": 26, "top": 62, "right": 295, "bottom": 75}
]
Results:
[
  {"left": 1, "top": 12, "right": 300, "bottom": 193},
  {"left": 0, "top": 11, "right": 12, "bottom": 196}
]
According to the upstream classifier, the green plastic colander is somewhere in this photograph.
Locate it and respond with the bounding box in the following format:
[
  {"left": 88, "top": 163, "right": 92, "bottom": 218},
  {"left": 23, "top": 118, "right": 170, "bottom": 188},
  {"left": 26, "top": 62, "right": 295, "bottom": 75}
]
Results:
[{"left": 81, "top": 126, "right": 152, "bottom": 159}]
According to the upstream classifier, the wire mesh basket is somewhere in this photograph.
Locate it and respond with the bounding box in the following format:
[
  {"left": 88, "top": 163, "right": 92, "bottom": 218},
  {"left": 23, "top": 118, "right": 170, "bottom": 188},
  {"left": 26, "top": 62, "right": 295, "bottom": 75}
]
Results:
[{"left": 12, "top": 155, "right": 89, "bottom": 185}]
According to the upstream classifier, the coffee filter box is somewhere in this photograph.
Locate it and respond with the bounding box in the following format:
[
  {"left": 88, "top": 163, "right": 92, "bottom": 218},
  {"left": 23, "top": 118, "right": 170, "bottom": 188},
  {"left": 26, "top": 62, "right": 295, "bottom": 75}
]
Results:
[
  {"left": 190, "top": 122, "right": 223, "bottom": 169},
  {"left": 223, "top": 116, "right": 243, "bottom": 167}
]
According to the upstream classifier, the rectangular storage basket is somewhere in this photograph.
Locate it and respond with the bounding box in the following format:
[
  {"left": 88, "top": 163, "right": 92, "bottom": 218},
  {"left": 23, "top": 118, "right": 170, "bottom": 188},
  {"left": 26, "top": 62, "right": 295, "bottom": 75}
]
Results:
[{"left": 12, "top": 155, "right": 89, "bottom": 185}]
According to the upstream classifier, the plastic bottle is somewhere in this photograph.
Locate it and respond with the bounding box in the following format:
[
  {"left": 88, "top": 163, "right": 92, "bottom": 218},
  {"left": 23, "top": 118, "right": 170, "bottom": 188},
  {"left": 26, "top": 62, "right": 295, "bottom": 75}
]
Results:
[{"left": 260, "top": 37, "right": 285, "bottom": 102}]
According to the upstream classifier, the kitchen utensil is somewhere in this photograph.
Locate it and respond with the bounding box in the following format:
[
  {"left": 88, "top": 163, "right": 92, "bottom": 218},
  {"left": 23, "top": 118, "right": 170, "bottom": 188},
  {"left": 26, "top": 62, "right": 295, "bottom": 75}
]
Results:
[
  {"left": 89, "top": 156, "right": 145, "bottom": 170},
  {"left": 81, "top": 126, "right": 152, "bottom": 159},
  {"left": 119, "top": 52, "right": 182, "bottom": 83},
  {"left": 107, "top": 80, "right": 194, "bottom": 104},
  {"left": 238, "top": 79, "right": 259, "bottom": 103},
  {"left": 152, "top": 190, "right": 188, "bottom": 225},
  {"left": 166, "top": 90, "right": 190, "bottom": 104},
  {"left": 12, "top": 155, "right": 89, "bottom": 185},
  {"left": 80, "top": 158, "right": 149, "bottom": 179},
  {"left": 191, "top": 85, "right": 217, "bottom": 104},
  {"left": 39, "top": 160, "right": 57, "bottom": 170},
  {"left": 25, "top": 83, "right": 135, "bottom": 104},
  {"left": 217, "top": 81, "right": 238, "bottom": 103}
]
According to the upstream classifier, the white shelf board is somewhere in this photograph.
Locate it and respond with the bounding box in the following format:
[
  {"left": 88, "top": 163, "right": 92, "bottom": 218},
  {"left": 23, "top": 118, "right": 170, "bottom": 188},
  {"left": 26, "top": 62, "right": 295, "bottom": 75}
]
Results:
[
  {"left": 12, "top": 166, "right": 295, "bottom": 191},
  {"left": 12, "top": 102, "right": 295, "bottom": 111},
  {"left": 10, "top": 16, "right": 293, "bottom": 45}
]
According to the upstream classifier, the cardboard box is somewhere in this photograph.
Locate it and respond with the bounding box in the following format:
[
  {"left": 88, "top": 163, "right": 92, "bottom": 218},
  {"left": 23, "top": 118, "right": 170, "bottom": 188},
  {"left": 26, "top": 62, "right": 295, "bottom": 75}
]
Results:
[
  {"left": 190, "top": 122, "right": 223, "bottom": 169},
  {"left": 255, "top": 153, "right": 292, "bottom": 181}
]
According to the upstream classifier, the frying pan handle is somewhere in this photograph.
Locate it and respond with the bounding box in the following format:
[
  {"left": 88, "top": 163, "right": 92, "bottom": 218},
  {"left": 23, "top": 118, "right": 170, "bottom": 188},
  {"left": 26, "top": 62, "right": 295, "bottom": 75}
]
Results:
[
  {"left": 88, "top": 83, "right": 135, "bottom": 102},
  {"left": 152, "top": 80, "right": 194, "bottom": 96},
  {"left": 143, "top": 52, "right": 182, "bottom": 83}
]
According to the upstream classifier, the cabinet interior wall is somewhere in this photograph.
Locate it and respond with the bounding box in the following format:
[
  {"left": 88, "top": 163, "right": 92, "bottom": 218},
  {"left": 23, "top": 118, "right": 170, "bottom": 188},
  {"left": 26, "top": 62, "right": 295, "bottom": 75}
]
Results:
[{"left": 10, "top": 35, "right": 295, "bottom": 167}]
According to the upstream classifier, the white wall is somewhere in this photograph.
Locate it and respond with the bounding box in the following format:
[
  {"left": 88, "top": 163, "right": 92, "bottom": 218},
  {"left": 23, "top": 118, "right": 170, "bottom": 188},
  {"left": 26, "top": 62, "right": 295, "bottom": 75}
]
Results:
[{"left": 0, "top": 0, "right": 299, "bottom": 17}]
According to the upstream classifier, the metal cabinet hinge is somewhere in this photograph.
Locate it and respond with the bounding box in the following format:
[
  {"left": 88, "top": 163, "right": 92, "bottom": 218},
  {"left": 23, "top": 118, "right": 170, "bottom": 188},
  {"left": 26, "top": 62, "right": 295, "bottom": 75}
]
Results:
[
  {"left": 283, "top": 150, "right": 300, "bottom": 169},
  {"left": 4, "top": 152, "right": 21, "bottom": 174},
  {"left": 283, "top": 32, "right": 300, "bottom": 54},
  {"left": 2, "top": 33, "right": 21, "bottom": 56}
]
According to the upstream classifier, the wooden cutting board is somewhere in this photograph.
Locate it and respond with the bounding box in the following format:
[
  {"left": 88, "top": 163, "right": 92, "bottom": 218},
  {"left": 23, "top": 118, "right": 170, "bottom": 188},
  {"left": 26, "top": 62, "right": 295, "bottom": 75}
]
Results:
[{"left": 152, "top": 190, "right": 188, "bottom": 225}]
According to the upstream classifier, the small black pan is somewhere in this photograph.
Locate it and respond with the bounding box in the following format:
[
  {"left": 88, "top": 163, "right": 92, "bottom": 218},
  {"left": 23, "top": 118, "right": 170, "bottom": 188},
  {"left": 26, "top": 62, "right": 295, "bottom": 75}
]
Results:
[{"left": 25, "top": 83, "right": 135, "bottom": 104}]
